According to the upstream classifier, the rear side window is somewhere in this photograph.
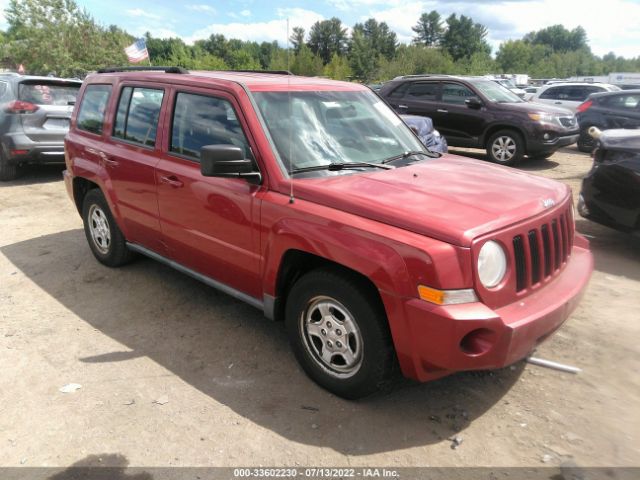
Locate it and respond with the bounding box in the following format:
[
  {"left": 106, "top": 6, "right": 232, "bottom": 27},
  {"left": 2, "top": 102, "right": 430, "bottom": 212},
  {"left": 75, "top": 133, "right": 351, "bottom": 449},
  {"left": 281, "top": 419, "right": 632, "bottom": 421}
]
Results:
[
  {"left": 406, "top": 82, "right": 438, "bottom": 100},
  {"left": 170, "top": 92, "right": 253, "bottom": 161},
  {"left": 388, "top": 83, "right": 409, "bottom": 99},
  {"left": 113, "top": 87, "right": 164, "bottom": 147},
  {"left": 76, "top": 85, "right": 112, "bottom": 135},
  {"left": 19, "top": 81, "right": 80, "bottom": 106}
]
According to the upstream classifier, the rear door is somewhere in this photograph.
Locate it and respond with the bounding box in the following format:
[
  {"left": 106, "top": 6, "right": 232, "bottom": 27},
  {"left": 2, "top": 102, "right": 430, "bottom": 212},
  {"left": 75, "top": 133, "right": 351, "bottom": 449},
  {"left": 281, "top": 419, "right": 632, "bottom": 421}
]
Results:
[
  {"left": 396, "top": 81, "right": 441, "bottom": 118},
  {"left": 155, "top": 87, "right": 263, "bottom": 299},
  {"left": 433, "top": 81, "right": 485, "bottom": 146},
  {"left": 16, "top": 80, "right": 81, "bottom": 142},
  {"left": 99, "top": 83, "right": 166, "bottom": 251}
]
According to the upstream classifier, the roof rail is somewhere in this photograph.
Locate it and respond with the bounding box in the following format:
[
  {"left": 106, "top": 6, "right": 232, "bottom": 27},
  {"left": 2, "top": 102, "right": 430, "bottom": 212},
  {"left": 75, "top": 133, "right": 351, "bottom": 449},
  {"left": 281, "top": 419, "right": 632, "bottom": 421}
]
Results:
[
  {"left": 96, "top": 66, "right": 189, "bottom": 74},
  {"left": 227, "top": 70, "right": 294, "bottom": 75},
  {"left": 393, "top": 74, "right": 451, "bottom": 80}
]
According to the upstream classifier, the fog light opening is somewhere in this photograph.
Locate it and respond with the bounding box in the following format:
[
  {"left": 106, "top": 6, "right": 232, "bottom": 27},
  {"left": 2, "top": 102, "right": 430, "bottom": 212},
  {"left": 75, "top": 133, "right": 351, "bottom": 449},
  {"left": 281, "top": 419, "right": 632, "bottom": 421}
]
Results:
[{"left": 460, "top": 328, "right": 495, "bottom": 356}]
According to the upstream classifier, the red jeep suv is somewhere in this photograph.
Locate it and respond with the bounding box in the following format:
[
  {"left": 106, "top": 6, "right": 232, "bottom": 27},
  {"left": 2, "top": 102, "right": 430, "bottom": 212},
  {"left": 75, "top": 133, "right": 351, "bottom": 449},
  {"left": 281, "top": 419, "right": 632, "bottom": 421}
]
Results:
[{"left": 64, "top": 67, "right": 593, "bottom": 398}]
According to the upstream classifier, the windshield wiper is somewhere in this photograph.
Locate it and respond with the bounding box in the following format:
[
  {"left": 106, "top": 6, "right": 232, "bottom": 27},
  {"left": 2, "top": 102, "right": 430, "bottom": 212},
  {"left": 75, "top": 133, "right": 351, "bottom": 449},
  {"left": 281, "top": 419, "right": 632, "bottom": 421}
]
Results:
[
  {"left": 291, "top": 162, "right": 393, "bottom": 174},
  {"left": 382, "top": 150, "right": 433, "bottom": 164}
]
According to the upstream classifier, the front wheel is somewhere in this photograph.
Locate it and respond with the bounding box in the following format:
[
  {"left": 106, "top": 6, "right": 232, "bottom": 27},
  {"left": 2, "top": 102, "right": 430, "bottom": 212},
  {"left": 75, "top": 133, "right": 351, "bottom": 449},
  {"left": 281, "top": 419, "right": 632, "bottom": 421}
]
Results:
[
  {"left": 285, "top": 269, "right": 396, "bottom": 399},
  {"left": 486, "top": 130, "right": 524, "bottom": 166}
]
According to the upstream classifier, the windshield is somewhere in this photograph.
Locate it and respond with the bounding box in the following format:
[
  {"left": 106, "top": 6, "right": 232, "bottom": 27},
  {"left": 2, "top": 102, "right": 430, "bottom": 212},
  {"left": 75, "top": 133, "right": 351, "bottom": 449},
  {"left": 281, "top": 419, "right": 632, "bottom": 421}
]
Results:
[
  {"left": 497, "top": 79, "right": 517, "bottom": 89},
  {"left": 252, "top": 90, "right": 427, "bottom": 175},
  {"left": 476, "top": 80, "right": 523, "bottom": 103}
]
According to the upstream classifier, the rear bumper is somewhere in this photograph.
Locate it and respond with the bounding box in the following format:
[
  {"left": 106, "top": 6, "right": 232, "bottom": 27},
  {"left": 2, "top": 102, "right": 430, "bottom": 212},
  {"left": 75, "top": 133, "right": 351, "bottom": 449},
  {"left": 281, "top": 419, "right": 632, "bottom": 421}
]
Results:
[
  {"left": 396, "top": 240, "right": 592, "bottom": 382},
  {"left": 2, "top": 132, "right": 66, "bottom": 164}
]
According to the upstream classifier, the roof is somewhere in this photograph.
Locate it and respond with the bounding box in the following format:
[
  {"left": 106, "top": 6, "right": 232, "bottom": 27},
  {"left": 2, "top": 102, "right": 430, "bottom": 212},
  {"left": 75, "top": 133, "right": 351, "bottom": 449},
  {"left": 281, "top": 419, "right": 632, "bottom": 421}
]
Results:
[
  {"left": 540, "top": 81, "right": 618, "bottom": 88},
  {"left": 90, "top": 69, "right": 366, "bottom": 92}
]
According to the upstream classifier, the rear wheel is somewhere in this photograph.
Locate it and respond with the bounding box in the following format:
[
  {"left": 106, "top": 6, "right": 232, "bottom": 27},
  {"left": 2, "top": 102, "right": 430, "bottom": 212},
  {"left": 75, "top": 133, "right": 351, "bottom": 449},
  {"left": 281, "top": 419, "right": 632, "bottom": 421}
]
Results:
[
  {"left": 82, "top": 189, "right": 134, "bottom": 267},
  {"left": 0, "top": 151, "right": 19, "bottom": 181},
  {"left": 285, "top": 269, "right": 396, "bottom": 399},
  {"left": 577, "top": 128, "right": 596, "bottom": 153},
  {"left": 486, "top": 130, "right": 524, "bottom": 166}
]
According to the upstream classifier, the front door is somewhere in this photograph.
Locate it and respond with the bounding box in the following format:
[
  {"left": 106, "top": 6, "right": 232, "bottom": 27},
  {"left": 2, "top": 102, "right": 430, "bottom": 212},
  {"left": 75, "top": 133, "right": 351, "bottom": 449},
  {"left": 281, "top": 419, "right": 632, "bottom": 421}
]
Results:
[{"left": 155, "top": 89, "right": 262, "bottom": 299}]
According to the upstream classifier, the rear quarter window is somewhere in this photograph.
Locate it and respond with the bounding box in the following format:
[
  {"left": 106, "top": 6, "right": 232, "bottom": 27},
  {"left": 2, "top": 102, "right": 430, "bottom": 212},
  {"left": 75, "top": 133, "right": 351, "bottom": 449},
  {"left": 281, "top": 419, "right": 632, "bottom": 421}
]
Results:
[{"left": 76, "top": 84, "right": 112, "bottom": 135}]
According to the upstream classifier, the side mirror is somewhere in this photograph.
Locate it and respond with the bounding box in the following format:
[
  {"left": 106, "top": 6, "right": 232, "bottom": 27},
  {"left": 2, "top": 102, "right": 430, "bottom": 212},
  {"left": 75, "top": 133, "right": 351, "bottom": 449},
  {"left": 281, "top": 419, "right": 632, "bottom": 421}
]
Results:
[
  {"left": 200, "top": 144, "right": 261, "bottom": 183},
  {"left": 465, "top": 97, "right": 483, "bottom": 109}
]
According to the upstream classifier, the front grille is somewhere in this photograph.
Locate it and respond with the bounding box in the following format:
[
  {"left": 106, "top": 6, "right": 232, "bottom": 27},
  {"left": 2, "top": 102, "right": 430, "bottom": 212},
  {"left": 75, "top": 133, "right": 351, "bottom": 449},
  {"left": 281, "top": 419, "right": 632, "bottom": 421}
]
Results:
[
  {"left": 559, "top": 116, "right": 576, "bottom": 128},
  {"left": 512, "top": 207, "right": 574, "bottom": 292}
]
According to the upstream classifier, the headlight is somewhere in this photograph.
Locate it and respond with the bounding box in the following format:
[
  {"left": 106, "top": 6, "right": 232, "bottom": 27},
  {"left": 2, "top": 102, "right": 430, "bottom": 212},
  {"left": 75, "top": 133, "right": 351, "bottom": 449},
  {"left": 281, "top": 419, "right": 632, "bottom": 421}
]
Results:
[
  {"left": 478, "top": 240, "right": 507, "bottom": 288},
  {"left": 528, "top": 112, "right": 554, "bottom": 123},
  {"left": 432, "top": 129, "right": 441, "bottom": 138}
]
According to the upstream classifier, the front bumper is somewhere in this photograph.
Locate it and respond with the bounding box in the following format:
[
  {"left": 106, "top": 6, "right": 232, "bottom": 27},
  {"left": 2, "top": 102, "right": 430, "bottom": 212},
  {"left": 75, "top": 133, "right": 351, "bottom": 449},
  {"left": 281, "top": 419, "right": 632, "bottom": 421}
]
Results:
[
  {"left": 396, "top": 239, "right": 592, "bottom": 382},
  {"left": 528, "top": 132, "right": 579, "bottom": 154}
]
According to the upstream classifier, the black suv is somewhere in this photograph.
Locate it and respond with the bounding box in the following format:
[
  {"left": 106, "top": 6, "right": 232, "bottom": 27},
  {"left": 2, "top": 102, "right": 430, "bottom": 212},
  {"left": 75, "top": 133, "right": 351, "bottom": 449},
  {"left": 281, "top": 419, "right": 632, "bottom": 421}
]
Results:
[
  {"left": 576, "top": 90, "right": 640, "bottom": 152},
  {"left": 0, "top": 73, "right": 82, "bottom": 180},
  {"left": 379, "top": 75, "right": 579, "bottom": 165}
]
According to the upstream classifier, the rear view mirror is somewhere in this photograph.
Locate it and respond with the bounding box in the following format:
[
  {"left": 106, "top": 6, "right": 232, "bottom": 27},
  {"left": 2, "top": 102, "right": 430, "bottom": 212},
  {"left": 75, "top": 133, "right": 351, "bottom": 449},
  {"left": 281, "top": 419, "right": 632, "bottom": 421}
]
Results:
[
  {"left": 200, "top": 145, "right": 261, "bottom": 183},
  {"left": 465, "top": 97, "right": 483, "bottom": 109}
]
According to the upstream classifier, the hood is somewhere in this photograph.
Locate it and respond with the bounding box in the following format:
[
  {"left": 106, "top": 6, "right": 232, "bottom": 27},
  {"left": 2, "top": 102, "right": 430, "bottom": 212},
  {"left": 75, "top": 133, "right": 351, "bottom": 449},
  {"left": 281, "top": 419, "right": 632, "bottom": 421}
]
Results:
[
  {"left": 504, "top": 101, "right": 574, "bottom": 116},
  {"left": 289, "top": 155, "right": 569, "bottom": 247}
]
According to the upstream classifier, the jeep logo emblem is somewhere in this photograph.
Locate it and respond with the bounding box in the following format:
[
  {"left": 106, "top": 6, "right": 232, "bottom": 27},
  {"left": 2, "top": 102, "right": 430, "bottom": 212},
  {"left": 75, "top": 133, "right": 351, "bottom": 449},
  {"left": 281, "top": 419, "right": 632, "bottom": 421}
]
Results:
[{"left": 542, "top": 198, "right": 555, "bottom": 208}]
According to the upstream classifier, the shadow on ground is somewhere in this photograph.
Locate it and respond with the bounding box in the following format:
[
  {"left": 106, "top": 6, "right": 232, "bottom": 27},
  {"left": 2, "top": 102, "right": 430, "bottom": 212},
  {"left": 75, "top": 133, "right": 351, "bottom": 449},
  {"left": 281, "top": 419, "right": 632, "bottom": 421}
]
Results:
[
  {"left": 2, "top": 229, "right": 526, "bottom": 455},
  {"left": 0, "top": 165, "right": 65, "bottom": 187},
  {"left": 575, "top": 218, "right": 640, "bottom": 281},
  {"left": 47, "top": 454, "right": 153, "bottom": 480}
]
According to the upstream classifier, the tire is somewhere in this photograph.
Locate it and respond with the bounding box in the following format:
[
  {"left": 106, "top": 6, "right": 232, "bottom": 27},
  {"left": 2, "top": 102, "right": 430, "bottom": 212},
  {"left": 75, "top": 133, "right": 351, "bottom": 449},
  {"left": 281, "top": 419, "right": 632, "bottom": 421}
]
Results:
[
  {"left": 81, "top": 189, "right": 134, "bottom": 267},
  {"left": 0, "top": 150, "right": 19, "bottom": 181},
  {"left": 577, "top": 128, "right": 596, "bottom": 153},
  {"left": 285, "top": 268, "right": 396, "bottom": 399},
  {"left": 529, "top": 152, "right": 554, "bottom": 160},
  {"left": 486, "top": 130, "right": 524, "bottom": 166}
]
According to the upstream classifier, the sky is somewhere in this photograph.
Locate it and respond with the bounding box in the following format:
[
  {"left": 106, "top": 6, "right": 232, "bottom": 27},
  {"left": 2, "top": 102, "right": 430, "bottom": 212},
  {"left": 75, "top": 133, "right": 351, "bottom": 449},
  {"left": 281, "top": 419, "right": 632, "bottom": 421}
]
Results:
[{"left": 2, "top": 0, "right": 639, "bottom": 58}]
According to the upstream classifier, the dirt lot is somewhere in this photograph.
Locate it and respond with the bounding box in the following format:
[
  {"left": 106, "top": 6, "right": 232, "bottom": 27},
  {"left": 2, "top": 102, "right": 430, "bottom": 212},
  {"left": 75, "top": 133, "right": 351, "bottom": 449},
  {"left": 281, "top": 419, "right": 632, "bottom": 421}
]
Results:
[{"left": 1, "top": 146, "right": 639, "bottom": 469}]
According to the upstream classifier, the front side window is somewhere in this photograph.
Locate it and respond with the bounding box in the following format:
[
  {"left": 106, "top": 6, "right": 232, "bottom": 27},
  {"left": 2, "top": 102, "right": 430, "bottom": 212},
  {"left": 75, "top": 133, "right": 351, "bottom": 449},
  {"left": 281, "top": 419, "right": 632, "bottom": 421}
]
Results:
[
  {"left": 253, "top": 89, "right": 428, "bottom": 175},
  {"left": 170, "top": 92, "right": 253, "bottom": 161},
  {"left": 113, "top": 87, "right": 164, "bottom": 147},
  {"left": 76, "top": 84, "right": 112, "bottom": 135},
  {"left": 473, "top": 80, "right": 523, "bottom": 103},
  {"left": 441, "top": 82, "right": 476, "bottom": 105}
]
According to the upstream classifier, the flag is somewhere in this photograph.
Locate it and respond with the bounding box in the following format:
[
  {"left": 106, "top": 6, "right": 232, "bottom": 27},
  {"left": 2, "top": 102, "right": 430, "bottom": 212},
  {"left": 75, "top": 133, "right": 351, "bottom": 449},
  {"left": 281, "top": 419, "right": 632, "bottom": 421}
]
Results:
[{"left": 125, "top": 39, "right": 149, "bottom": 63}]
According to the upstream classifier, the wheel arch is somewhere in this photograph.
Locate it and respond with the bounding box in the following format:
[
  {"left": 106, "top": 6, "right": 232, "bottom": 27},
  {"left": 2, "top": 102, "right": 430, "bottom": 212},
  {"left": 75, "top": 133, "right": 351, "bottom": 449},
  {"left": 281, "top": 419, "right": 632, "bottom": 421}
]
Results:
[{"left": 72, "top": 177, "right": 100, "bottom": 215}]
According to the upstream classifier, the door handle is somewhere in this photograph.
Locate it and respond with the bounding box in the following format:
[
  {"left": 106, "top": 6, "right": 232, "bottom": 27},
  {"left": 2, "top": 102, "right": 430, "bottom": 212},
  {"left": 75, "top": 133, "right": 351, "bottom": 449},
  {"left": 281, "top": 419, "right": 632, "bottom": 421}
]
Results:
[
  {"left": 437, "top": 109, "right": 448, "bottom": 113},
  {"left": 554, "top": 101, "right": 562, "bottom": 104},
  {"left": 160, "top": 175, "right": 184, "bottom": 188},
  {"left": 98, "top": 151, "right": 119, "bottom": 166},
  {"left": 398, "top": 104, "right": 408, "bottom": 109}
]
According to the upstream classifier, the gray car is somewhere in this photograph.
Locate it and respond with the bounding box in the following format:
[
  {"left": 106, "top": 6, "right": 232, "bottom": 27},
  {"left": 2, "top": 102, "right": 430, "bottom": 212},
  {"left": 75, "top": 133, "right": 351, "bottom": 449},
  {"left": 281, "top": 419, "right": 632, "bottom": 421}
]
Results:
[{"left": 0, "top": 73, "right": 82, "bottom": 180}]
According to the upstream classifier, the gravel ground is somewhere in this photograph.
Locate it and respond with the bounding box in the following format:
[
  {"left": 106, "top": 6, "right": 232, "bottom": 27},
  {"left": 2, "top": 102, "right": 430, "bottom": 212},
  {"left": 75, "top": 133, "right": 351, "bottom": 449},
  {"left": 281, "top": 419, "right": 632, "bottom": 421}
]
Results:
[{"left": 0, "top": 145, "right": 638, "bottom": 469}]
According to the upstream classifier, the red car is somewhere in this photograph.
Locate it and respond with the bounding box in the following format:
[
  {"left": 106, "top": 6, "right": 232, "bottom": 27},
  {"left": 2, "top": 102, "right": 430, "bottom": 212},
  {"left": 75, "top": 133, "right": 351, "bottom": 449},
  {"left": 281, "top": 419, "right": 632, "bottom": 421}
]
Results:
[{"left": 64, "top": 68, "right": 593, "bottom": 398}]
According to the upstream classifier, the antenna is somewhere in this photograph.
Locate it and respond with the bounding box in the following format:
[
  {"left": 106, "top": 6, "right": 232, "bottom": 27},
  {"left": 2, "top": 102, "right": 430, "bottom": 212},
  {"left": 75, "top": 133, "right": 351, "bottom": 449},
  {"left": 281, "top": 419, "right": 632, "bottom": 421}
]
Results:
[{"left": 287, "top": 18, "right": 295, "bottom": 204}]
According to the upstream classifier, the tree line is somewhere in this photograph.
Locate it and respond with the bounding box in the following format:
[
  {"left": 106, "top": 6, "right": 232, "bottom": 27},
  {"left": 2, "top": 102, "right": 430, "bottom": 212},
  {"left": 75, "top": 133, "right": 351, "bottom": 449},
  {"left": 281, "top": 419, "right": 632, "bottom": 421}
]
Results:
[{"left": 1, "top": 0, "right": 639, "bottom": 82}]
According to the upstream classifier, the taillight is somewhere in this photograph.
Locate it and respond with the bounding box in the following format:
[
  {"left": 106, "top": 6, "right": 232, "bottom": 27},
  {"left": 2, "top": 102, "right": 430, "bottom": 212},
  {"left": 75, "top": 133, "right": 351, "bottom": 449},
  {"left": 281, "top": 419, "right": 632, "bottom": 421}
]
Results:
[
  {"left": 5, "top": 100, "right": 39, "bottom": 113},
  {"left": 576, "top": 100, "right": 592, "bottom": 113}
]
